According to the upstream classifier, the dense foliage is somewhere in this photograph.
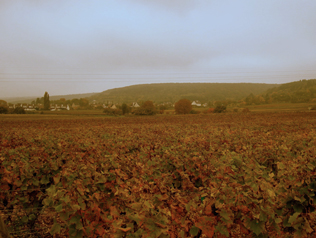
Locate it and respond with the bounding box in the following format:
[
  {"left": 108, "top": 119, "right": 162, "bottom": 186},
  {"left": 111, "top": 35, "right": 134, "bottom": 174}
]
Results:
[
  {"left": 121, "top": 103, "right": 129, "bottom": 115},
  {"left": 1, "top": 113, "right": 316, "bottom": 237},
  {"left": 175, "top": 99, "right": 192, "bottom": 114},
  {"left": 133, "top": 101, "right": 157, "bottom": 115},
  {"left": 89, "top": 83, "right": 276, "bottom": 104},
  {"left": 0, "top": 107, "right": 8, "bottom": 114},
  {"left": 103, "top": 108, "right": 122, "bottom": 116},
  {"left": 0, "top": 100, "right": 7, "bottom": 107},
  {"left": 245, "top": 79, "right": 316, "bottom": 104},
  {"left": 214, "top": 105, "right": 226, "bottom": 113},
  {"left": 12, "top": 107, "right": 25, "bottom": 114},
  {"left": 43, "top": 92, "right": 50, "bottom": 110}
]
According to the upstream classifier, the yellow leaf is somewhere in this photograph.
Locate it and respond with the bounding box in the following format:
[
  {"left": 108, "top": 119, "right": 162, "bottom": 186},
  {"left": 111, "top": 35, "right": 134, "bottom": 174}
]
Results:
[
  {"left": 267, "top": 189, "right": 275, "bottom": 198},
  {"left": 118, "top": 227, "right": 132, "bottom": 232}
]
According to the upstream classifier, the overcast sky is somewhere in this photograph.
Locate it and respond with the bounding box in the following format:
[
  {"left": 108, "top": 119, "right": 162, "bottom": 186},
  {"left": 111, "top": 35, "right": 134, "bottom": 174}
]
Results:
[{"left": 1, "top": 0, "right": 316, "bottom": 98}]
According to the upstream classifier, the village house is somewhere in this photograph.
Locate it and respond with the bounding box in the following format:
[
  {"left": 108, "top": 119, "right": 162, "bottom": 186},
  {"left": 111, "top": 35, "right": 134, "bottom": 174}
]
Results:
[
  {"left": 191, "top": 101, "right": 202, "bottom": 107},
  {"left": 131, "top": 102, "right": 140, "bottom": 108},
  {"left": 72, "top": 103, "right": 80, "bottom": 110},
  {"left": 51, "top": 104, "right": 70, "bottom": 111}
]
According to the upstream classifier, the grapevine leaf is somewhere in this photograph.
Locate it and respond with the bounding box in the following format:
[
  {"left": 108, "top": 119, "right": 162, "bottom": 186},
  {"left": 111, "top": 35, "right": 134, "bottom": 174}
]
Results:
[
  {"left": 249, "top": 220, "right": 263, "bottom": 236},
  {"left": 55, "top": 204, "right": 63, "bottom": 212},
  {"left": 275, "top": 218, "right": 282, "bottom": 224},
  {"left": 50, "top": 222, "right": 61, "bottom": 235},
  {"left": 288, "top": 212, "right": 300, "bottom": 224},
  {"left": 189, "top": 226, "right": 200, "bottom": 236}
]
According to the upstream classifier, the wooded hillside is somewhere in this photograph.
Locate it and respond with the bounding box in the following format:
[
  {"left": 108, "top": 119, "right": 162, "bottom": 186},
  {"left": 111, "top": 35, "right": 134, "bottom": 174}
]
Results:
[
  {"left": 88, "top": 83, "right": 277, "bottom": 104},
  {"left": 262, "top": 79, "right": 316, "bottom": 103}
]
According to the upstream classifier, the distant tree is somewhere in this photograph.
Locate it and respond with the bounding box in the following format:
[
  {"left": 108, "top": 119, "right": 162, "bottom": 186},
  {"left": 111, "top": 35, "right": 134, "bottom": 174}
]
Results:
[
  {"left": 245, "top": 93, "right": 255, "bottom": 105},
  {"left": 134, "top": 101, "right": 156, "bottom": 115},
  {"left": 0, "top": 106, "right": 8, "bottom": 114},
  {"left": 121, "top": 103, "right": 129, "bottom": 115},
  {"left": 71, "top": 98, "right": 80, "bottom": 105},
  {"left": 79, "top": 98, "right": 89, "bottom": 108},
  {"left": 12, "top": 107, "right": 25, "bottom": 114},
  {"left": 214, "top": 105, "right": 226, "bottom": 113},
  {"left": 0, "top": 100, "right": 7, "bottom": 107},
  {"left": 175, "top": 99, "right": 192, "bottom": 114},
  {"left": 142, "top": 101, "right": 156, "bottom": 114},
  {"left": 159, "top": 105, "right": 167, "bottom": 110},
  {"left": 43, "top": 92, "right": 50, "bottom": 110}
]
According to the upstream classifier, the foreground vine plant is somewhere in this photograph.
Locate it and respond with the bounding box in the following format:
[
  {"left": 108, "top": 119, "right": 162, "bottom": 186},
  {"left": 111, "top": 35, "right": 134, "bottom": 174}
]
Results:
[{"left": 0, "top": 112, "right": 316, "bottom": 237}]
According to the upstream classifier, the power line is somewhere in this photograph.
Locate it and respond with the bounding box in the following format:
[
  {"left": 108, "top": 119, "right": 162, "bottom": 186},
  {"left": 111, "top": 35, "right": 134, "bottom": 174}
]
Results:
[
  {"left": 1, "top": 69, "right": 316, "bottom": 75},
  {"left": 0, "top": 75, "right": 313, "bottom": 82}
]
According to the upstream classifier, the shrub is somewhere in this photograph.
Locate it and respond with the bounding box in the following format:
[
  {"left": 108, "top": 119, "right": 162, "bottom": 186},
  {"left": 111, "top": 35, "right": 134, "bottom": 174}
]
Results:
[
  {"left": 175, "top": 99, "right": 192, "bottom": 114},
  {"left": 242, "top": 108, "right": 250, "bottom": 113},
  {"left": 214, "top": 105, "right": 226, "bottom": 113},
  {"left": 12, "top": 107, "right": 26, "bottom": 114},
  {"left": 190, "top": 109, "right": 199, "bottom": 114},
  {"left": 121, "top": 103, "right": 130, "bottom": 115},
  {"left": 0, "top": 106, "right": 8, "bottom": 114},
  {"left": 207, "top": 108, "right": 215, "bottom": 113},
  {"left": 133, "top": 101, "right": 157, "bottom": 115},
  {"left": 103, "top": 108, "right": 122, "bottom": 116}
]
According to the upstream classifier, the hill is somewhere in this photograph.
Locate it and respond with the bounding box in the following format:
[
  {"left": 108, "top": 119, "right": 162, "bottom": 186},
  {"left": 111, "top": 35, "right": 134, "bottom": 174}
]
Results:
[
  {"left": 5, "top": 93, "right": 98, "bottom": 104},
  {"left": 88, "top": 83, "right": 277, "bottom": 104},
  {"left": 261, "top": 79, "right": 316, "bottom": 103}
]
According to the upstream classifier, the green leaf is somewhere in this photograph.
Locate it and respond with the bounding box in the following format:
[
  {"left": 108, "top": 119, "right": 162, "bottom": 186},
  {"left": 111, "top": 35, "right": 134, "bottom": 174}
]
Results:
[
  {"left": 215, "top": 224, "right": 229, "bottom": 237},
  {"left": 32, "top": 179, "right": 39, "bottom": 186},
  {"left": 275, "top": 218, "right": 282, "bottom": 224},
  {"left": 46, "top": 185, "right": 56, "bottom": 194},
  {"left": 144, "top": 201, "right": 153, "bottom": 209},
  {"left": 55, "top": 204, "right": 63, "bottom": 212},
  {"left": 61, "top": 195, "right": 71, "bottom": 203},
  {"left": 293, "top": 204, "right": 304, "bottom": 213},
  {"left": 249, "top": 220, "right": 263, "bottom": 236},
  {"left": 50, "top": 222, "right": 61, "bottom": 235},
  {"left": 29, "top": 214, "right": 36, "bottom": 220},
  {"left": 259, "top": 211, "right": 267, "bottom": 222},
  {"left": 303, "top": 219, "right": 313, "bottom": 233},
  {"left": 40, "top": 176, "right": 49, "bottom": 184},
  {"left": 60, "top": 211, "right": 71, "bottom": 221},
  {"left": 21, "top": 216, "right": 28, "bottom": 223},
  {"left": 277, "top": 162, "right": 285, "bottom": 170},
  {"left": 189, "top": 226, "right": 200, "bottom": 236},
  {"left": 220, "top": 210, "right": 230, "bottom": 222},
  {"left": 70, "top": 214, "right": 83, "bottom": 230},
  {"left": 288, "top": 212, "right": 300, "bottom": 224},
  {"left": 71, "top": 230, "right": 83, "bottom": 238}
]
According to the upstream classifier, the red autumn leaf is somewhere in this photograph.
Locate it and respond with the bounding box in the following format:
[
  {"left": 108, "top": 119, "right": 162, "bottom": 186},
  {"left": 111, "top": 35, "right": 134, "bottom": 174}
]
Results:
[{"left": 195, "top": 216, "right": 215, "bottom": 238}]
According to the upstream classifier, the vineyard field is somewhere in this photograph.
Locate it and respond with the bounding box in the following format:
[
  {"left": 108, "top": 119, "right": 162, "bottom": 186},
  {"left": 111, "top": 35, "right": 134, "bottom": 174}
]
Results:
[{"left": 1, "top": 112, "right": 316, "bottom": 237}]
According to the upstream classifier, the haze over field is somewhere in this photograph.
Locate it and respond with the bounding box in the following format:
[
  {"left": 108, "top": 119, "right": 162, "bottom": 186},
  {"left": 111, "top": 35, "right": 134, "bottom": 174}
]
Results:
[{"left": 1, "top": 0, "right": 316, "bottom": 98}]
